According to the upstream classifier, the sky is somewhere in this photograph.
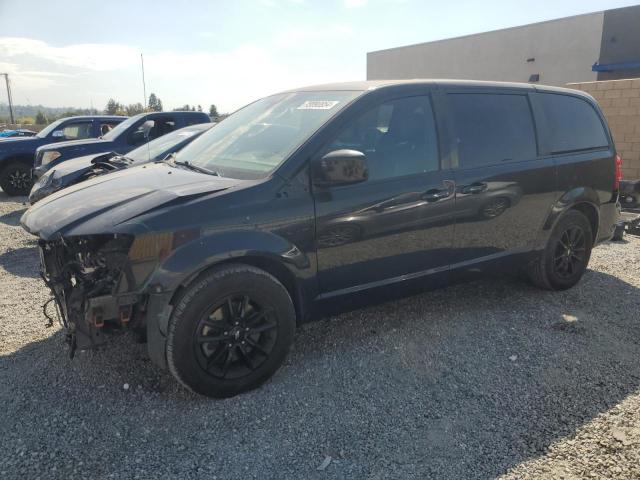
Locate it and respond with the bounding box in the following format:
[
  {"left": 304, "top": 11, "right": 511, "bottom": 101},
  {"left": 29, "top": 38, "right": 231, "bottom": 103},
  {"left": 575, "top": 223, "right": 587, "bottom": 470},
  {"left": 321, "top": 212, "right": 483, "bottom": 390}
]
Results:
[{"left": 0, "top": 0, "right": 638, "bottom": 113}]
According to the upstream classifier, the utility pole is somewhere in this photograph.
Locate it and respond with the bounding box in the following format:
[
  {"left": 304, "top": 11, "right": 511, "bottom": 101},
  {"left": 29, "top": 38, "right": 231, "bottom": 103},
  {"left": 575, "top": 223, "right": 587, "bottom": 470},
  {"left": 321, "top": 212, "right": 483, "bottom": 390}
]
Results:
[
  {"left": 1, "top": 74, "right": 15, "bottom": 124},
  {"left": 140, "top": 54, "right": 147, "bottom": 111}
]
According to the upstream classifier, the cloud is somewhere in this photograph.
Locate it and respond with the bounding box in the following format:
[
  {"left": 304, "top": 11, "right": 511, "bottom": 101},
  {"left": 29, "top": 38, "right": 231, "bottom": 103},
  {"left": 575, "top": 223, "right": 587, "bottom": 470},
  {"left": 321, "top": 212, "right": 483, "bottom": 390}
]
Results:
[
  {"left": 0, "top": 61, "right": 65, "bottom": 91},
  {"left": 0, "top": 37, "right": 139, "bottom": 71},
  {"left": 273, "top": 24, "right": 354, "bottom": 48},
  {"left": 344, "top": 0, "right": 368, "bottom": 8},
  {"left": 258, "top": 0, "right": 307, "bottom": 7},
  {"left": 0, "top": 36, "right": 361, "bottom": 111}
]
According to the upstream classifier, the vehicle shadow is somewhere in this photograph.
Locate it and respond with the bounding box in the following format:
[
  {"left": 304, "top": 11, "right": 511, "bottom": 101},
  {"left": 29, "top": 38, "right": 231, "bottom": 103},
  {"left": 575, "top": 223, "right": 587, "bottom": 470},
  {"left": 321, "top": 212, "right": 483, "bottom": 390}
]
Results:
[
  {"left": 0, "top": 207, "right": 27, "bottom": 227},
  {"left": 0, "top": 245, "right": 40, "bottom": 278},
  {"left": 1, "top": 269, "right": 639, "bottom": 479}
]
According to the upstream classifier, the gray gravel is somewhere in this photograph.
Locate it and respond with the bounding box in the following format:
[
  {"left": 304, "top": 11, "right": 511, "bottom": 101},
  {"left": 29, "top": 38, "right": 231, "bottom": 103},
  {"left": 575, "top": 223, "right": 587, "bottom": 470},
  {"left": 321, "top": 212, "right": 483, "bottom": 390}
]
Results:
[{"left": 1, "top": 192, "right": 640, "bottom": 479}]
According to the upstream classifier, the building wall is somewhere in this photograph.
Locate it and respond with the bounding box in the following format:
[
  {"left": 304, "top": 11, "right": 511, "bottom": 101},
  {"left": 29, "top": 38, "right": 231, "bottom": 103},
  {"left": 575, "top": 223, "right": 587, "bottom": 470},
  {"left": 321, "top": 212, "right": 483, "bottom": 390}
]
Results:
[
  {"left": 568, "top": 78, "right": 640, "bottom": 179},
  {"left": 367, "top": 12, "right": 604, "bottom": 86},
  {"left": 597, "top": 6, "right": 640, "bottom": 81}
]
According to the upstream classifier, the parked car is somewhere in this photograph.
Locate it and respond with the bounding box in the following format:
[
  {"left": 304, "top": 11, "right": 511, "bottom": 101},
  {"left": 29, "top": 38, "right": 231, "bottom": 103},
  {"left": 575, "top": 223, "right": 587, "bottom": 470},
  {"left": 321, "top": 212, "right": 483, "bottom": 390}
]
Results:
[
  {"left": 0, "top": 115, "right": 126, "bottom": 195},
  {"left": 21, "top": 80, "right": 620, "bottom": 398},
  {"left": 0, "top": 129, "right": 37, "bottom": 139},
  {"left": 29, "top": 123, "right": 214, "bottom": 204},
  {"left": 33, "top": 111, "right": 210, "bottom": 180}
]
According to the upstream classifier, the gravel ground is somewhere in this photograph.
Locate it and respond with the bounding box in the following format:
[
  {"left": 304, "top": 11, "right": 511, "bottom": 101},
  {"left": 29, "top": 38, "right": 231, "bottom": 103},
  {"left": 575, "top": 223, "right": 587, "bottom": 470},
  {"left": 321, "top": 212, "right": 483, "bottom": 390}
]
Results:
[{"left": 1, "top": 192, "right": 639, "bottom": 479}]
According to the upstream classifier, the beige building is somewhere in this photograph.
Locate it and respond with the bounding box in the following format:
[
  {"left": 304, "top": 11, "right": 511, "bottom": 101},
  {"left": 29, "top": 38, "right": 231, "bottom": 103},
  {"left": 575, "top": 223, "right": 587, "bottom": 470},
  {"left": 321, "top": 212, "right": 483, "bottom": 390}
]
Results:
[{"left": 367, "top": 5, "right": 640, "bottom": 87}]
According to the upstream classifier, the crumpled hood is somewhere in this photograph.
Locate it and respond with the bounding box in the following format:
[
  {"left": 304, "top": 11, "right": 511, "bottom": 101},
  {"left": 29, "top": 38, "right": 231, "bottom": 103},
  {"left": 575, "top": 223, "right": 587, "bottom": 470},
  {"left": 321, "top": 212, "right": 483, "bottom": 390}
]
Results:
[
  {"left": 21, "top": 162, "right": 241, "bottom": 239},
  {"left": 50, "top": 153, "right": 104, "bottom": 176}
]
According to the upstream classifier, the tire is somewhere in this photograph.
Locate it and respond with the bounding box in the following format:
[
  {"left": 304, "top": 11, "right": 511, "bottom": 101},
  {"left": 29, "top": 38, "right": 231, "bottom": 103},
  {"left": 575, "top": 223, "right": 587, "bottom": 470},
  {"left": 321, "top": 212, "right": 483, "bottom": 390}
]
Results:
[
  {"left": 0, "top": 161, "right": 33, "bottom": 196},
  {"left": 166, "top": 264, "right": 296, "bottom": 398},
  {"left": 528, "top": 210, "right": 593, "bottom": 291}
]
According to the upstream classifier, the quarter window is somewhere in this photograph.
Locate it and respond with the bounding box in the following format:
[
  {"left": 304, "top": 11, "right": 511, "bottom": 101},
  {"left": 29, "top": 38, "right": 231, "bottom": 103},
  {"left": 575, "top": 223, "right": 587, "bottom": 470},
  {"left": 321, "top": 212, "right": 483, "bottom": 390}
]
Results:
[
  {"left": 326, "top": 95, "right": 439, "bottom": 181},
  {"left": 537, "top": 93, "right": 609, "bottom": 154},
  {"left": 449, "top": 93, "right": 537, "bottom": 168}
]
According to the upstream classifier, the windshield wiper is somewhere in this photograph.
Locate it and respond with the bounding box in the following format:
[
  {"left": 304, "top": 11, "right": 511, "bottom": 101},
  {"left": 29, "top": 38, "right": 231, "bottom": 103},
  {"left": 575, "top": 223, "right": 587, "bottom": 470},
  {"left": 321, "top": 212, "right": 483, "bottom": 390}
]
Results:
[{"left": 165, "top": 153, "right": 220, "bottom": 176}]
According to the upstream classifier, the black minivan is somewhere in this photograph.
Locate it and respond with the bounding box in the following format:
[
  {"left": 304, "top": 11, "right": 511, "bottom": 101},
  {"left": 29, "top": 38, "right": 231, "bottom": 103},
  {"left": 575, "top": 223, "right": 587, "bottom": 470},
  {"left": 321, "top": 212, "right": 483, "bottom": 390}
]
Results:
[{"left": 21, "top": 80, "right": 621, "bottom": 398}]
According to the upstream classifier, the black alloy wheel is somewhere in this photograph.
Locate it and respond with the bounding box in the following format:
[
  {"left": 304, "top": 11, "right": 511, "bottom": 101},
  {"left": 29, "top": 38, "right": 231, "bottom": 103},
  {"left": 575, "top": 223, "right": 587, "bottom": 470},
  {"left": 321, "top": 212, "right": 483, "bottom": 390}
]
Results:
[
  {"left": 1, "top": 162, "right": 33, "bottom": 196},
  {"left": 527, "top": 209, "right": 593, "bottom": 291},
  {"left": 194, "top": 295, "right": 277, "bottom": 380},
  {"left": 166, "top": 264, "right": 296, "bottom": 398},
  {"left": 552, "top": 225, "right": 587, "bottom": 280}
]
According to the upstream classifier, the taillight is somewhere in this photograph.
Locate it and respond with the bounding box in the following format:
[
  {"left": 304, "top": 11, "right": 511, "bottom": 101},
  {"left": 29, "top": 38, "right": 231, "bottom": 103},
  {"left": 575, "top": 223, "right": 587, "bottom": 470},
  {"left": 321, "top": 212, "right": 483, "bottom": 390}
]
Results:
[{"left": 614, "top": 153, "right": 623, "bottom": 190}]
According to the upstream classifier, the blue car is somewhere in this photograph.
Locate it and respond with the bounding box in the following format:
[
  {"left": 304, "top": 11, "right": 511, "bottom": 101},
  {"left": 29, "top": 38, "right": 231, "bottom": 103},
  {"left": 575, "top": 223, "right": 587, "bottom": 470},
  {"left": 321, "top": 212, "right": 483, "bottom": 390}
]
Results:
[
  {"left": 34, "top": 111, "right": 210, "bottom": 180},
  {"left": 0, "top": 115, "right": 126, "bottom": 195},
  {"left": 29, "top": 122, "right": 214, "bottom": 204},
  {"left": 0, "top": 129, "right": 36, "bottom": 139}
]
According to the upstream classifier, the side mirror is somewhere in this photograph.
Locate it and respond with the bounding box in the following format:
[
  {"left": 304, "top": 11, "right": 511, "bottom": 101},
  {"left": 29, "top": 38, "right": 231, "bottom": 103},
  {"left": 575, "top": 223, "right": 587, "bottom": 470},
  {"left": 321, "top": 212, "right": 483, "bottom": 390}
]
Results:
[
  {"left": 312, "top": 149, "right": 368, "bottom": 187},
  {"left": 51, "top": 130, "right": 65, "bottom": 139}
]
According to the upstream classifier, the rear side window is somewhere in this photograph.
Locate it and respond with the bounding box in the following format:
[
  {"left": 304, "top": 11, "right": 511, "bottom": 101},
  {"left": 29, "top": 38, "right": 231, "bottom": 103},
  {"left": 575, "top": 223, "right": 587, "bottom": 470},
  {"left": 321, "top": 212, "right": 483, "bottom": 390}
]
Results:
[
  {"left": 538, "top": 93, "right": 609, "bottom": 154},
  {"left": 449, "top": 93, "right": 537, "bottom": 168}
]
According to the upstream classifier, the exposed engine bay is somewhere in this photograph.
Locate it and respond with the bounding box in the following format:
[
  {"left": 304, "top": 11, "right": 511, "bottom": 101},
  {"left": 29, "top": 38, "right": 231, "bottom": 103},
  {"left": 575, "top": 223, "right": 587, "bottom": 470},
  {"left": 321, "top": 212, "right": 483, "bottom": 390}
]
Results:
[{"left": 39, "top": 234, "right": 141, "bottom": 356}]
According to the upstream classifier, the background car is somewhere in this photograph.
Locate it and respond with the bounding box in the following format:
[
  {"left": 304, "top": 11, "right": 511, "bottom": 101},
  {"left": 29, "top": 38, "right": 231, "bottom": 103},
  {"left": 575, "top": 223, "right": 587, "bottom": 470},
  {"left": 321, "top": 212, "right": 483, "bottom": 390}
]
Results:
[
  {"left": 0, "top": 115, "right": 126, "bottom": 195},
  {"left": 29, "top": 122, "right": 214, "bottom": 203},
  {"left": 0, "top": 129, "right": 37, "bottom": 139},
  {"left": 33, "top": 111, "right": 210, "bottom": 179}
]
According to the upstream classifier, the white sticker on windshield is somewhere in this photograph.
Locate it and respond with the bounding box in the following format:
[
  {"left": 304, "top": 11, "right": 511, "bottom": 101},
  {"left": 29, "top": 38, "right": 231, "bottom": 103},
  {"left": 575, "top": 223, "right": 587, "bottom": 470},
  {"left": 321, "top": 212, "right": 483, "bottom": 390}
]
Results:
[{"left": 297, "top": 100, "right": 340, "bottom": 110}]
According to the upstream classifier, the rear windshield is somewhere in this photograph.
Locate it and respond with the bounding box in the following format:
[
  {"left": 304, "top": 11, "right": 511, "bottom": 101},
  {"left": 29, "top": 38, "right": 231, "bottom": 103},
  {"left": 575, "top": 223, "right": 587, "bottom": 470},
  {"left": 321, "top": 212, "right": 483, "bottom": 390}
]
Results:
[
  {"left": 127, "top": 125, "right": 210, "bottom": 163},
  {"left": 177, "top": 90, "right": 362, "bottom": 179},
  {"left": 538, "top": 93, "right": 609, "bottom": 154}
]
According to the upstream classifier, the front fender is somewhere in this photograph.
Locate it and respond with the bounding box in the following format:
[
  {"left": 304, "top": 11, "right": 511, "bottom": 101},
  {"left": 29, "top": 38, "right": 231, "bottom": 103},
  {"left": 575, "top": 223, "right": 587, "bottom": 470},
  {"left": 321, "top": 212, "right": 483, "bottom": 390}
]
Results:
[
  {"left": 0, "top": 151, "right": 34, "bottom": 165},
  {"left": 143, "top": 229, "right": 312, "bottom": 369},
  {"left": 148, "top": 229, "right": 311, "bottom": 294}
]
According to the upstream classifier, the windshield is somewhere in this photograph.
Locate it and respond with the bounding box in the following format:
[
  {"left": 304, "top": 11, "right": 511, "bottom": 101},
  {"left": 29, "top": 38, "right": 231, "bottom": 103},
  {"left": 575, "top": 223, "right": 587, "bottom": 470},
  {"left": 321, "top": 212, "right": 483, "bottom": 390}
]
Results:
[
  {"left": 127, "top": 125, "right": 210, "bottom": 163},
  {"left": 36, "top": 119, "right": 66, "bottom": 138},
  {"left": 101, "top": 114, "right": 141, "bottom": 141},
  {"left": 175, "top": 90, "right": 362, "bottom": 178}
]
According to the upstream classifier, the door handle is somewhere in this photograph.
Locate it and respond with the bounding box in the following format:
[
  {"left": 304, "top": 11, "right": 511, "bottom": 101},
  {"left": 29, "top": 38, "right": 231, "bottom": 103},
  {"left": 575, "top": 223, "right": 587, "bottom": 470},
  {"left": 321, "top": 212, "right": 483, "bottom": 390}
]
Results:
[
  {"left": 461, "top": 182, "right": 488, "bottom": 194},
  {"left": 422, "top": 188, "right": 450, "bottom": 202}
]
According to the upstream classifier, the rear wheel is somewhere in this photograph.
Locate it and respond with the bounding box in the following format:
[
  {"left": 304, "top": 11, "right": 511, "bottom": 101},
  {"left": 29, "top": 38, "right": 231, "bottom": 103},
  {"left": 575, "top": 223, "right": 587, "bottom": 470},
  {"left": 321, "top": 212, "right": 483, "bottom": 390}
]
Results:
[
  {"left": 0, "top": 162, "right": 33, "bottom": 196},
  {"left": 528, "top": 210, "right": 593, "bottom": 290},
  {"left": 166, "top": 264, "right": 296, "bottom": 398}
]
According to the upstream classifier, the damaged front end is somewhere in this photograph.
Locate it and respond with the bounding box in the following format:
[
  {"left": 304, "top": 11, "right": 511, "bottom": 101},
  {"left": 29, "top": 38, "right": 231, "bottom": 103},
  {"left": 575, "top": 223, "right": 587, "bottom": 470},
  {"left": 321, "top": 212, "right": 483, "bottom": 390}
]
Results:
[{"left": 40, "top": 234, "right": 141, "bottom": 356}]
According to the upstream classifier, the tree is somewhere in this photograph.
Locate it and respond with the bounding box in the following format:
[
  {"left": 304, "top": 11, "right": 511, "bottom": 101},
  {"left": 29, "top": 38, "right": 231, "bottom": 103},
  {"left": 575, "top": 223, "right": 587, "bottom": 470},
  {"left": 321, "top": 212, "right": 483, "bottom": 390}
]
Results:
[
  {"left": 197, "top": 104, "right": 202, "bottom": 112},
  {"left": 208, "top": 104, "right": 219, "bottom": 120},
  {"left": 105, "top": 98, "right": 121, "bottom": 115},
  {"left": 35, "top": 111, "right": 48, "bottom": 125},
  {"left": 126, "top": 103, "right": 144, "bottom": 115},
  {"left": 148, "top": 93, "right": 163, "bottom": 112}
]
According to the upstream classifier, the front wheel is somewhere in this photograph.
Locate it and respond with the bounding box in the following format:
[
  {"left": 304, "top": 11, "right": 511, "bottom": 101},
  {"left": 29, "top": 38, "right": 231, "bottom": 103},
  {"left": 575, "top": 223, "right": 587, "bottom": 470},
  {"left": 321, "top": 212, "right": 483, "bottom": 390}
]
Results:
[
  {"left": 0, "top": 162, "right": 33, "bottom": 196},
  {"left": 528, "top": 210, "right": 593, "bottom": 290},
  {"left": 166, "top": 264, "right": 296, "bottom": 398}
]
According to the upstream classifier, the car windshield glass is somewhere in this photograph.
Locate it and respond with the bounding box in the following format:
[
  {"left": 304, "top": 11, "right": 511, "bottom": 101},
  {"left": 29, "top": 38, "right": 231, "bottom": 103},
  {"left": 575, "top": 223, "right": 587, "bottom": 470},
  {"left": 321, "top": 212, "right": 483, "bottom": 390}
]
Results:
[
  {"left": 101, "top": 115, "right": 140, "bottom": 141},
  {"left": 176, "top": 91, "right": 362, "bottom": 179},
  {"left": 36, "top": 119, "right": 65, "bottom": 138},
  {"left": 127, "top": 125, "right": 210, "bottom": 163}
]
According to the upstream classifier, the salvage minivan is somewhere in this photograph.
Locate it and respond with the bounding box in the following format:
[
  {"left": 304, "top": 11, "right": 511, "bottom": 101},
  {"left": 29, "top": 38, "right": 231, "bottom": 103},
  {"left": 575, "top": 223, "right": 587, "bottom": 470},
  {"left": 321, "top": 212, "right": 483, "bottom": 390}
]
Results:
[{"left": 21, "top": 80, "right": 621, "bottom": 398}]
